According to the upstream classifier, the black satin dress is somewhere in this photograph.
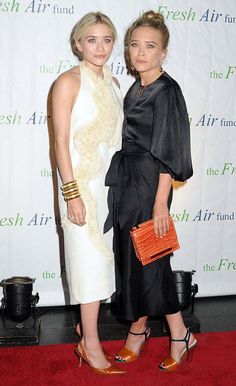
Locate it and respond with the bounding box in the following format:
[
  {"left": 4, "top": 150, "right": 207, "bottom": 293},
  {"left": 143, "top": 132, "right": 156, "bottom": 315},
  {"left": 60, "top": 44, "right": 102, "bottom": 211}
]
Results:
[{"left": 105, "top": 72, "right": 193, "bottom": 322}]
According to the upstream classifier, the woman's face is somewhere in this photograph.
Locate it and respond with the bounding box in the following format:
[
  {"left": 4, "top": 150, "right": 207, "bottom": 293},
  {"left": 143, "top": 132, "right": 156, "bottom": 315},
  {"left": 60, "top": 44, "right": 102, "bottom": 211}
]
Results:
[
  {"left": 129, "top": 26, "right": 167, "bottom": 74},
  {"left": 76, "top": 23, "right": 114, "bottom": 70}
]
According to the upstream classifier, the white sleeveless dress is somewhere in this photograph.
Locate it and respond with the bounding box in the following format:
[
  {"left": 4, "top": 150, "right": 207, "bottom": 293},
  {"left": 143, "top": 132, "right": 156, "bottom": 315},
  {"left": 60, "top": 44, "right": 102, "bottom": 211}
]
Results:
[{"left": 58, "top": 62, "right": 123, "bottom": 304}]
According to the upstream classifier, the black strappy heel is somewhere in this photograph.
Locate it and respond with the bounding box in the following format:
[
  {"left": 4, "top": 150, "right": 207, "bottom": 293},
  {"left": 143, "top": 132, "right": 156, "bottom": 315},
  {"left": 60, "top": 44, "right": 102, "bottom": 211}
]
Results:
[
  {"left": 128, "top": 327, "right": 150, "bottom": 341},
  {"left": 159, "top": 329, "right": 197, "bottom": 371},
  {"left": 115, "top": 327, "right": 151, "bottom": 363}
]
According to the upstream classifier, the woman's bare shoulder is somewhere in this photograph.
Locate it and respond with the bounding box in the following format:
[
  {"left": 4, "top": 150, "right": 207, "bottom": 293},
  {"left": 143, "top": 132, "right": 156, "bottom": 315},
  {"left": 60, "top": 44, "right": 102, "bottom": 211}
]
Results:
[
  {"left": 55, "top": 66, "right": 81, "bottom": 87},
  {"left": 53, "top": 66, "right": 81, "bottom": 97}
]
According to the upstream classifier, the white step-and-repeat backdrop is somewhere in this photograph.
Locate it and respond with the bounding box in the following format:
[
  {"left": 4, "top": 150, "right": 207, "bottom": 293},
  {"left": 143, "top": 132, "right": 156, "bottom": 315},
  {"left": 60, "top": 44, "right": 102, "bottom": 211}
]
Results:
[{"left": 1, "top": 0, "right": 236, "bottom": 305}]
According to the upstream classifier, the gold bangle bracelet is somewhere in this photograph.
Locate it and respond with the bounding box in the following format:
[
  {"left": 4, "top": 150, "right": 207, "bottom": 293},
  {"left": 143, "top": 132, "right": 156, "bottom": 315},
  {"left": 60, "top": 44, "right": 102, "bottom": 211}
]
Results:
[
  {"left": 61, "top": 183, "right": 78, "bottom": 192},
  {"left": 61, "top": 180, "right": 78, "bottom": 189},
  {"left": 63, "top": 188, "right": 79, "bottom": 196},
  {"left": 62, "top": 188, "right": 80, "bottom": 196},
  {"left": 62, "top": 186, "right": 78, "bottom": 193},
  {"left": 62, "top": 181, "right": 77, "bottom": 188},
  {"left": 62, "top": 187, "right": 80, "bottom": 195},
  {"left": 65, "top": 191, "right": 80, "bottom": 198},
  {"left": 64, "top": 193, "right": 81, "bottom": 202},
  {"left": 63, "top": 193, "right": 80, "bottom": 200}
]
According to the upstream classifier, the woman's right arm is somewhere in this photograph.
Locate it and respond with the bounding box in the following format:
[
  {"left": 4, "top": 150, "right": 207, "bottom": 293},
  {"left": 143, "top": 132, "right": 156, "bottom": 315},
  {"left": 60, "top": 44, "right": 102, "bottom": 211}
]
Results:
[{"left": 52, "top": 73, "right": 86, "bottom": 225}]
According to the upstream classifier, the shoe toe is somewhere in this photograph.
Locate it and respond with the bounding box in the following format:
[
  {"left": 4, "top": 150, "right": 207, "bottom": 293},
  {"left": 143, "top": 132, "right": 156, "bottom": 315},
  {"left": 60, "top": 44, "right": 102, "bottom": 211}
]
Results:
[
  {"left": 159, "top": 356, "right": 179, "bottom": 371},
  {"left": 115, "top": 347, "right": 138, "bottom": 363}
]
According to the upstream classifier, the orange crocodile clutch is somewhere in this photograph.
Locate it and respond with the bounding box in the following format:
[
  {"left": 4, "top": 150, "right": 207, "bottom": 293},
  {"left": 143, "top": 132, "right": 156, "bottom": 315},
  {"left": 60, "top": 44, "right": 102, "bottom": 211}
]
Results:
[{"left": 130, "top": 216, "right": 180, "bottom": 266}]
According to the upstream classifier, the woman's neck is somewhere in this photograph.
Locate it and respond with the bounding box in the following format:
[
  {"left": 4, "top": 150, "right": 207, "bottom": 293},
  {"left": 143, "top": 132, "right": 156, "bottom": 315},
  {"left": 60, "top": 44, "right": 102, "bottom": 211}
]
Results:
[
  {"left": 139, "top": 68, "right": 163, "bottom": 87},
  {"left": 83, "top": 60, "right": 104, "bottom": 78}
]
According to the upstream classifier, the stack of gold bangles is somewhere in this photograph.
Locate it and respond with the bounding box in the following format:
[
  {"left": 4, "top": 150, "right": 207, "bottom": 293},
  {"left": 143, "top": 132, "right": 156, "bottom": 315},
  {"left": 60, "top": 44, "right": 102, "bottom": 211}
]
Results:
[{"left": 61, "top": 180, "right": 81, "bottom": 202}]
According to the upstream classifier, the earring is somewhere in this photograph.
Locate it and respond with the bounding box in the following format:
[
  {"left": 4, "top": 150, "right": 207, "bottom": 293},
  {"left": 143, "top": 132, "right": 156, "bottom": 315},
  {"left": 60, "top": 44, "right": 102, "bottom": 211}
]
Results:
[{"left": 160, "top": 62, "right": 163, "bottom": 73}]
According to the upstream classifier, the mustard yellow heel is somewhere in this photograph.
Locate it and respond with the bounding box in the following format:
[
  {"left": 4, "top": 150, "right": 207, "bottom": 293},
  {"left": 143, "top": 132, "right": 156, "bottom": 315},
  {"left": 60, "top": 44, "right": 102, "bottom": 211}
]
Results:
[
  {"left": 74, "top": 343, "right": 126, "bottom": 375},
  {"left": 75, "top": 323, "right": 112, "bottom": 360}
]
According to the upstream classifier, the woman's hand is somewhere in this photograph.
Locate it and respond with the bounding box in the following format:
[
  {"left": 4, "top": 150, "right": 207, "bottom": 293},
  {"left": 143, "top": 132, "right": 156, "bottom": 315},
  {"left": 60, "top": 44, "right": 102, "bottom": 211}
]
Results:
[
  {"left": 152, "top": 201, "right": 169, "bottom": 237},
  {"left": 67, "top": 197, "right": 86, "bottom": 226}
]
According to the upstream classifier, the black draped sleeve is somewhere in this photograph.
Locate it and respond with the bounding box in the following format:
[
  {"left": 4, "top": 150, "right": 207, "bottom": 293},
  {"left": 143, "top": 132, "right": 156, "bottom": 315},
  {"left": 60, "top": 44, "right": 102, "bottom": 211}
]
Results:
[{"left": 150, "top": 80, "right": 193, "bottom": 181}]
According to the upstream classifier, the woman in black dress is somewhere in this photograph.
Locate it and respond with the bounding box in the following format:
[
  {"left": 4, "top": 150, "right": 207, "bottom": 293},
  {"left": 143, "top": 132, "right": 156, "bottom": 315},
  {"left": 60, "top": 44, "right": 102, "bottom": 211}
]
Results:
[{"left": 105, "top": 11, "right": 197, "bottom": 371}]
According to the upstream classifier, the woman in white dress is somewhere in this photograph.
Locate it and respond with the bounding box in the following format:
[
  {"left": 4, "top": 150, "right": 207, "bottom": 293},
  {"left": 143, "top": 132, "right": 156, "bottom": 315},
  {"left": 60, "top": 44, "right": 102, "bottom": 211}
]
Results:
[{"left": 52, "top": 12, "right": 125, "bottom": 375}]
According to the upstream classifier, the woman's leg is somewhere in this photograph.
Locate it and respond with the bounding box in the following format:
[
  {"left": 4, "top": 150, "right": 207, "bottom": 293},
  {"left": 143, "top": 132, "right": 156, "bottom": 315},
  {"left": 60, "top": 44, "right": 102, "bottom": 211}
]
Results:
[
  {"left": 123, "top": 316, "right": 149, "bottom": 354},
  {"left": 78, "top": 301, "right": 110, "bottom": 368},
  {"left": 165, "top": 311, "right": 196, "bottom": 362}
]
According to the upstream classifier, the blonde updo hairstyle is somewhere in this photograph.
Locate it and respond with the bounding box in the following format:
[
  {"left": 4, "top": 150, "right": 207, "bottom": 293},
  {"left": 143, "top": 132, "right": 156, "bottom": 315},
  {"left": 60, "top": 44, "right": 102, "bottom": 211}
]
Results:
[
  {"left": 70, "top": 12, "right": 117, "bottom": 61},
  {"left": 125, "top": 11, "right": 169, "bottom": 72}
]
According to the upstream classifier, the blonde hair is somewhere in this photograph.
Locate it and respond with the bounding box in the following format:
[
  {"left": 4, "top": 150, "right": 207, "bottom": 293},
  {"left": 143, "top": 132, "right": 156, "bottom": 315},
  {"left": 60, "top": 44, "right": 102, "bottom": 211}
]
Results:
[
  {"left": 125, "top": 11, "right": 169, "bottom": 69},
  {"left": 70, "top": 12, "right": 117, "bottom": 61}
]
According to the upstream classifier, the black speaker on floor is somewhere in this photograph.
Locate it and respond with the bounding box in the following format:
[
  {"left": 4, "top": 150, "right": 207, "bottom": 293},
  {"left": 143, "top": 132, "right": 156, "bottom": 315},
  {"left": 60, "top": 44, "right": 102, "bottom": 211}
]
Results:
[
  {"left": 172, "top": 270, "right": 200, "bottom": 333},
  {"left": 158, "top": 270, "right": 200, "bottom": 335},
  {"left": 0, "top": 276, "right": 41, "bottom": 345},
  {"left": 173, "top": 270, "right": 198, "bottom": 314}
]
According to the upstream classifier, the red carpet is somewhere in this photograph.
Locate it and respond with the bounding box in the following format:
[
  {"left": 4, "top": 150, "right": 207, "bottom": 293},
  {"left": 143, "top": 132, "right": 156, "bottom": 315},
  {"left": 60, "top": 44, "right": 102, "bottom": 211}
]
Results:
[{"left": 1, "top": 331, "right": 236, "bottom": 386}]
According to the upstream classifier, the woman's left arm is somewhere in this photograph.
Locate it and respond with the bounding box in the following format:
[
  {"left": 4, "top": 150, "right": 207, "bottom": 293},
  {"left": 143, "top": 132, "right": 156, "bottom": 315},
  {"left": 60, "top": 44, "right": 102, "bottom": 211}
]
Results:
[
  {"left": 153, "top": 172, "right": 172, "bottom": 237},
  {"left": 150, "top": 82, "right": 193, "bottom": 182}
]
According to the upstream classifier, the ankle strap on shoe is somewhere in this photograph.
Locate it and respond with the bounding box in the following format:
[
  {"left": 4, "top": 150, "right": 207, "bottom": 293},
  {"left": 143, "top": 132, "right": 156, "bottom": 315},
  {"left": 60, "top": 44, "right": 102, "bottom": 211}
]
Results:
[
  {"left": 171, "top": 329, "right": 191, "bottom": 351},
  {"left": 129, "top": 327, "right": 150, "bottom": 341}
]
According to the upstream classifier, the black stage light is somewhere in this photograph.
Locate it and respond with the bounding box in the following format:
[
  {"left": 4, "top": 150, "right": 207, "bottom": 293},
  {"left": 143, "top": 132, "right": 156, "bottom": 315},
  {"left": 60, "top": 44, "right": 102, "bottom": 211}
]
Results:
[
  {"left": 173, "top": 270, "right": 198, "bottom": 314},
  {"left": 172, "top": 270, "right": 200, "bottom": 333},
  {"left": 159, "top": 270, "right": 200, "bottom": 336},
  {"left": 0, "top": 276, "right": 41, "bottom": 345}
]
